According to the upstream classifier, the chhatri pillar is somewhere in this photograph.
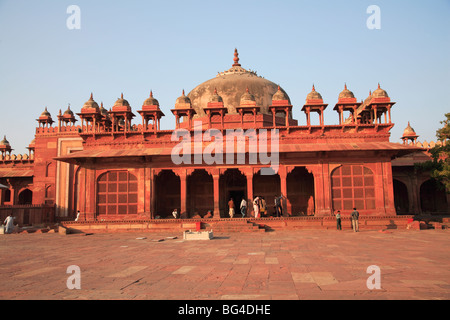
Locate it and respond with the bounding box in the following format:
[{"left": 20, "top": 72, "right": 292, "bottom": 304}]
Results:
[
  {"left": 269, "top": 86, "right": 292, "bottom": 128},
  {"left": 301, "top": 85, "right": 328, "bottom": 127},
  {"left": 203, "top": 89, "right": 227, "bottom": 131},
  {"left": 236, "top": 88, "right": 260, "bottom": 128},
  {"left": 138, "top": 91, "right": 165, "bottom": 133},
  {"left": 333, "top": 84, "right": 361, "bottom": 125},
  {"left": 171, "top": 90, "right": 196, "bottom": 130}
]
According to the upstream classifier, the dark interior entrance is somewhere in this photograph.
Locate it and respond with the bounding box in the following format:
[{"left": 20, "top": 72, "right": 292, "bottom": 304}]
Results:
[{"left": 229, "top": 190, "right": 245, "bottom": 216}]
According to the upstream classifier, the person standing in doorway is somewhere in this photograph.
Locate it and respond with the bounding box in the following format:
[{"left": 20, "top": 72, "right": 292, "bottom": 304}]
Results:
[
  {"left": 351, "top": 207, "right": 359, "bottom": 232},
  {"left": 228, "top": 198, "right": 235, "bottom": 218},
  {"left": 260, "top": 197, "right": 266, "bottom": 217},
  {"left": 335, "top": 210, "right": 342, "bottom": 230},
  {"left": 240, "top": 197, "right": 247, "bottom": 218},
  {"left": 253, "top": 196, "right": 260, "bottom": 218},
  {"left": 275, "top": 195, "right": 282, "bottom": 217}
]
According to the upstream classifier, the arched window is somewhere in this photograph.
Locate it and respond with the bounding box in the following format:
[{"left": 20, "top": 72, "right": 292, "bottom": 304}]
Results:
[
  {"left": 18, "top": 189, "right": 33, "bottom": 205},
  {"left": 331, "top": 165, "right": 375, "bottom": 211},
  {"left": 97, "top": 171, "right": 138, "bottom": 216}
]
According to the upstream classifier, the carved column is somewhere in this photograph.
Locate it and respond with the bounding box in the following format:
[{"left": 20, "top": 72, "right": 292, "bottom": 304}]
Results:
[
  {"left": 245, "top": 169, "right": 254, "bottom": 217},
  {"left": 279, "top": 166, "right": 290, "bottom": 216},
  {"left": 84, "top": 162, "right": 96, "bottom": 221}
]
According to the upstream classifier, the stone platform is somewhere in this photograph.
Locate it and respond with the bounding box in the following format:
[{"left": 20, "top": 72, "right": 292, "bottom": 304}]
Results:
[{"left": 59, "top": 215, "right": 444, "bottom": 234}]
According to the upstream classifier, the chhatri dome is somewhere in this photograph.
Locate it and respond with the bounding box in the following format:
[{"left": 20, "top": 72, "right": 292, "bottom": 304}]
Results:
[
  {"left": 187, "top": 49, "right": 291, "bottom": 117},
  {"left": 338, "top": 84, "right": 355, "bottom": 100},
  {"left": 143, "top": 91, "right": 160, "bottom": 106}
]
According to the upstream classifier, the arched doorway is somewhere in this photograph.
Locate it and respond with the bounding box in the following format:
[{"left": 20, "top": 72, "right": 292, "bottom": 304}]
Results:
[
  {"left": 393, "top": 179, "right": 409, "bottom": 214},
  {"left": 287, "top": 167, "right": 315, "bottom": 216},
  {"left": 187, "top": 169, "right": 214, "bottom": 216},
  {"left": 219, "top": 169, "right": 247, "bottom": 218},
  {"left": 155, "top": 170, "right": 180, "bottom": 218},
  {"left": 420, "top": 179, "right": 447, "bottom": 214},
  {"left": 18, "top": 189, "right": 32, "bottom": 205},
  {"left": 253, "top": 169, "right": 281, "bottom": 216}
]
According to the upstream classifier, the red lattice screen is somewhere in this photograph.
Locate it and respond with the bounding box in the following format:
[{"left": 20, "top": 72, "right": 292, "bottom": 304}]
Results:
[
  {"left": 331, "top": 165, "right": 375, "bottom": 211},
  {"left": 97, "top": 171, "right": 138, "bottom": 215}
]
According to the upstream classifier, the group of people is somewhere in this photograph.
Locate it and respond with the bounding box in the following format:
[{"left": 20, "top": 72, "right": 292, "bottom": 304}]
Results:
[
  {"left": 335, "top": 207, "right": 360, "bottom": 232},
  {"left": 228, "top": 194, "right": 284, "bottom": 218}
]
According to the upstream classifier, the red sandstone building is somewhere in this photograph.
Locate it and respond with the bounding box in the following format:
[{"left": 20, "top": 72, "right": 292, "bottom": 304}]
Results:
[{"left": 0, "top": 50, "right": 448, "bottom": 227}]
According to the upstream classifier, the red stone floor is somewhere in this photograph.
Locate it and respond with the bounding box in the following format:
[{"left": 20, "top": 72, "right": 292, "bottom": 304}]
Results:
[{"left": 0, "top": 229, "right": 449, "bottom": 300}]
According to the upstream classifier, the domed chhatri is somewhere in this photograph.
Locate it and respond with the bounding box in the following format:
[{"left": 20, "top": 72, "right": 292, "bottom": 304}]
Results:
[
  {"left": 188, "top": 49, "right": 290, "bottom": 116},
  {"left": 306, "top": 84, "right": 323, "bottom": 103},
  {"left": 403, "top": 121, "right": 417, "bottom": 138},
  {"left": 0, "top": 135, "right": 10, "bottom": 146},
  {"left": 240, "top": 87, "right": 256, "bottom": 103},
  {"left": 372, "top": 83, "right": 389, "bottom": 99},
  {"left": 143, "top": 91, "right": 160, "bottom": 107},
  {"left": 114, "top": 93, "right": 130, "bottom": 108},
  {"left": 176, "top": 90, "right": 191, "bottom": 105},
  {"left": 82, "top": 93, "right": 100, "bottom": 112},
  {"left": 63, "top": 105, "right": 74, "bottom": 116},
  {"left": 338, "top": 84, "right": 356, "bottom": 101},
  {"left": 209, "top": 88, "right": 224, "bottom": 103},
  {"left": 401, "top": 121, "right": 419, "bottom": 145},
  {"left": 272, "top": 86, "right": 290, "bottom": 102},
  {"left": 40, "top": 107, "right": 51, "bottom": 118}
]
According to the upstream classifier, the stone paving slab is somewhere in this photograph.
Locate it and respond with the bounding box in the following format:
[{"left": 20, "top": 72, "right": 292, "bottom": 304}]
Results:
[{"left": 0, "top": 229, "right": 449, "bottom": 300}]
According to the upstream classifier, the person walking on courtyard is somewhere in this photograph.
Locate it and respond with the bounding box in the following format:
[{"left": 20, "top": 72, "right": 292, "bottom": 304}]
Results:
[
  {"left": 228, "top": 198, "right": 235, "bottom": 218},
  {"left": 335, "top": 210, "right": 342, "bottom": 230},
  {"left": 172, "top": 208, "right": 178, "bottom": 219},
  {"left": 253, "top": 196, "right": 260, "bottom": 218},
  {"left": 351, "top": 207, "right": 359, "bottom": 232},
  {"left": 240, "top": 197, "right": 247, "bottom": 218},
  {"left": 3, "top": 214, "right": 15, "bottom": 234}
]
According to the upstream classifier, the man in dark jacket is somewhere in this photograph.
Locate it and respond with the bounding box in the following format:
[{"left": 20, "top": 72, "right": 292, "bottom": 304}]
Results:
[{"left": 351, "top": 207, "right": 359, "bottom": 232}]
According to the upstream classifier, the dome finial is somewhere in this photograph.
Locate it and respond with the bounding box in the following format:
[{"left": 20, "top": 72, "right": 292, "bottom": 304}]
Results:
[
  {"left": 344, "top": 83, "right": 347, "bottom": 90},
  {"left": 378, "top": 83, "right": 381, "bottom": 89},
  {"left": 182, "top": 89, "right": 185, "bottom": 96},
  {"left": 233, "top": 48, "right": 241, "bottom": 67},
  {"left": 150, "top": 90, "right": 153, "bottom": 98},
  {"left": 121, "top": 93, "right": 124, "bottom": 99},
  {"left": 312, "top": 84, "right": 315, "bottom": 91}
]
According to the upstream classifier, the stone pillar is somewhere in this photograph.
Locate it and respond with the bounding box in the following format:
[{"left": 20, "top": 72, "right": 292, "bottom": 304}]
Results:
[
  {"left": 77, "top": 167, "right": 86, "bottom": 220},
  {"left": 84, "top": 164, "right": 96, "bottom": 221},
  {"left": 180, "top": 171, "right": 187, "bottom": 217},
  {"left": 213, "top": 172, "right": 220, "bottom": 219},
  {"left": 150, "top": 170, "right": 157, "bottom": 219},
  {"left": 313, "top": 163, "right": 332, "bottom": 216},
  {"left": 279, "top": 166, "right": 291, "bottom": 216},
  {"left": 374, "top": 162, "right": 386, "bottom": 215},
  {"left": 383, "top": 161, "right": 396, "bottom": 215},
  {"left": 144, "top": 167, "right": 151, "bottom": 217},
  {"left": 245, "top": 170, "right": 254, "bottom": 216}
]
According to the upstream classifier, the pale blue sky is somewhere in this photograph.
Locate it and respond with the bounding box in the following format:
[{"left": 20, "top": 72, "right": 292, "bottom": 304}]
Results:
[{"left": 0, "top": 0, "right": 449, "bottom": 153}]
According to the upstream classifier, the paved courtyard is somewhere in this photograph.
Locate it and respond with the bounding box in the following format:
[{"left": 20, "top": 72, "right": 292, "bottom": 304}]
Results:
[{"left": 0, "top": 229, "right": 449, "bottom": 300}]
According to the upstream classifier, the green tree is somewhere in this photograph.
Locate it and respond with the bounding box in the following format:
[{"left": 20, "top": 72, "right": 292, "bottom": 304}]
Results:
[{"left": 417, "top": 113, "right": 450, "bottom": 193}]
